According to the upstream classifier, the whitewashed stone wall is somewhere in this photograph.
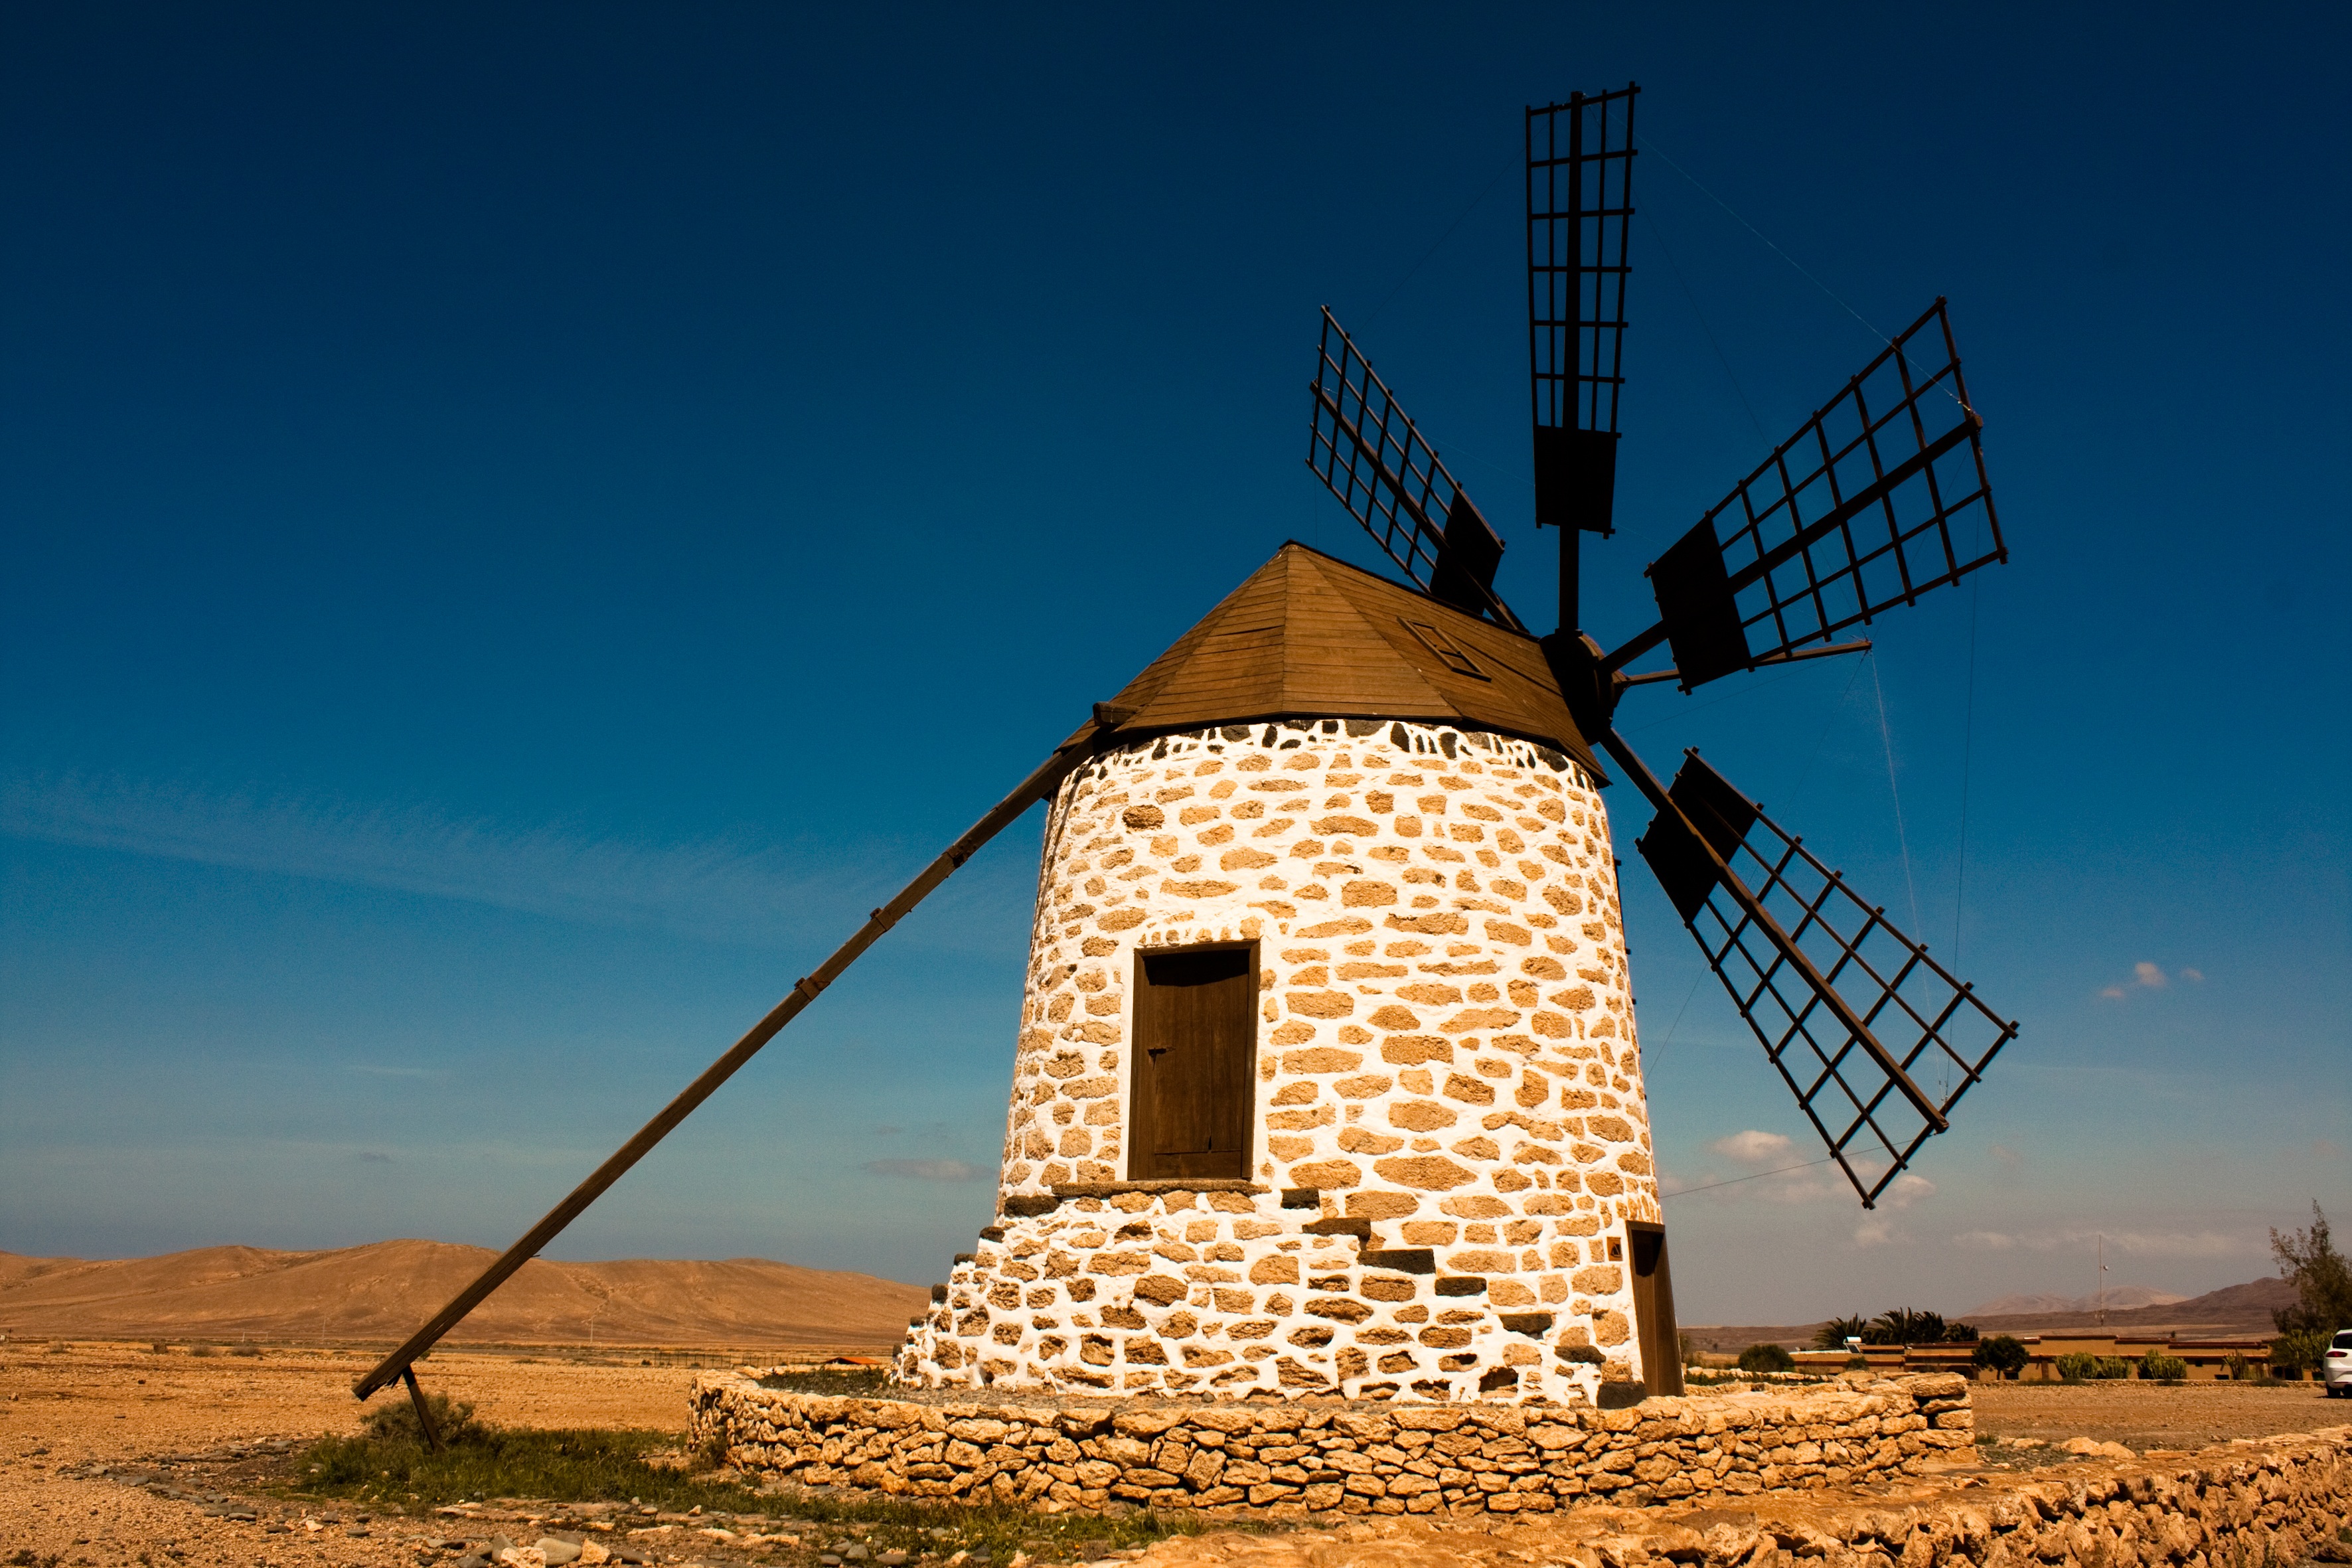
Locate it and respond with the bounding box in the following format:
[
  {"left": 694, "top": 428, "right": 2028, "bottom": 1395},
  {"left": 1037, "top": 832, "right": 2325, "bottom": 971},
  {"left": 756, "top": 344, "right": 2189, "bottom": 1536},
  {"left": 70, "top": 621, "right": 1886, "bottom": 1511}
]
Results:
[{"left": 896, "top": 720, "right": 1660, "bottom": 1405}]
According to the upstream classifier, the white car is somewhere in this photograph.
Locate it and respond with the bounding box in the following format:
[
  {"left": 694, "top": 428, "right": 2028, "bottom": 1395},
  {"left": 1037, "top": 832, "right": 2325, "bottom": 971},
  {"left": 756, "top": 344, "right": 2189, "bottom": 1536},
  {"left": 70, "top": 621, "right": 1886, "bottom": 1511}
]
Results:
[{"left": 2327, "top": 1330, "right": 2352, "bottom": 1396}]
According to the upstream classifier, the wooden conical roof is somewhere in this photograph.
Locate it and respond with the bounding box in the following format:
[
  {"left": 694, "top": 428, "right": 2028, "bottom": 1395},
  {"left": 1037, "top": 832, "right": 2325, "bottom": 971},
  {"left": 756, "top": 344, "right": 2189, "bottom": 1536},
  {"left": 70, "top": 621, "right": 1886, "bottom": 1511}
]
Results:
[{"left": 1069, "top": 542, "right": 1601, "bottom": 777}]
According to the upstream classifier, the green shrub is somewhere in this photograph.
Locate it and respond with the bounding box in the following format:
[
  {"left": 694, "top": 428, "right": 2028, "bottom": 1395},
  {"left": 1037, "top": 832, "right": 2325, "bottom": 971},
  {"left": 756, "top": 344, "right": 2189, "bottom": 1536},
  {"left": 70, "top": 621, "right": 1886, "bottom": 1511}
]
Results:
[
  {"left": 1737, "top": 1342, "right": 1796, "bottom": 1373},
  {"left": 2093, "top": 1356, "right": 2132, "bottom": 1379},
  {"left": 2055, "top": 1352, "right": 2097, "bottom": 1382},
  {"left": 1974, "top": 1335, "right": 2029, "bottom": 1378},
  {"left": 360, "top": 1391, "right": 488, "bottom": 1449},
  {"left": 2139, "top": 1351, "right": 2188, "bottom": 1382},
  {"left": 2271, "top": 1328, "right": 2329, "bottom": 1373}
]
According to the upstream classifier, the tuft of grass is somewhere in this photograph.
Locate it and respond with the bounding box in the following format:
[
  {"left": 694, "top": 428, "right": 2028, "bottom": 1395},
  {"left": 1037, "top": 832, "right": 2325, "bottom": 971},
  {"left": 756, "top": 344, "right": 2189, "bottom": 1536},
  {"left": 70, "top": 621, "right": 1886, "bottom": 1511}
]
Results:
[
  {"left": 230, "top": 1342, "right": 263, "bottom": 1358},
  {"left": 188, "top": 1343, "right": 214, "bottom": 1358},
  {"left": 293, "top": 1421, "right": 1249, "bottom": 1561},
  {"left": 149, "top": 1342, "right": 171, "bottom": 1356}
]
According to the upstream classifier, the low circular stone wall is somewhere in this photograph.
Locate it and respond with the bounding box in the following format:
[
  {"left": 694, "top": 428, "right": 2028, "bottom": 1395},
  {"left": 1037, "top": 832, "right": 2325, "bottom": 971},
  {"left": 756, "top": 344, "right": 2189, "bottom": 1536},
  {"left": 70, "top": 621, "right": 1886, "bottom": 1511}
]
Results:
[{"left": 691, "top": 1372, "right": 1974, "bottom": 1518}]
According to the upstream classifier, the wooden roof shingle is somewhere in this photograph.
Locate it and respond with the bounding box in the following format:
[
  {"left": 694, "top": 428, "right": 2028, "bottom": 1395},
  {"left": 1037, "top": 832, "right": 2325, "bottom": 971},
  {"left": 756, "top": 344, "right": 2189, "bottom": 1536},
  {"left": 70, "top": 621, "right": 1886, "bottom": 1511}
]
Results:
[{"left": 1066, "top": 542, "right": 1601, "bottom": 776}]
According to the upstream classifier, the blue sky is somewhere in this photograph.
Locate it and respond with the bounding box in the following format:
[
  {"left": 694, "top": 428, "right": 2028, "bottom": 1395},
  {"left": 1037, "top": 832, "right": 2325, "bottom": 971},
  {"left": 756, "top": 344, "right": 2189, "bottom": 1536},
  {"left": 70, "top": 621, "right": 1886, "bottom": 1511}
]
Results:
[{"left": 3, "top": 3, "right": 2345, "bottom": 1326}]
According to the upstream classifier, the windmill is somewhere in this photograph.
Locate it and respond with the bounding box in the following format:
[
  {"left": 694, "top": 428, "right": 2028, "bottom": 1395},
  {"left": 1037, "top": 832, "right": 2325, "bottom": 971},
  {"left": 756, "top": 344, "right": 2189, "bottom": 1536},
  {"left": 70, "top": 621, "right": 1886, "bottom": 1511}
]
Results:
[
  {"left": 1304, "top": 83, "right": 2016, "bottom": 1217},
  {"left": 353, "top": 85, "right": 2016, "bottom": 1430}
]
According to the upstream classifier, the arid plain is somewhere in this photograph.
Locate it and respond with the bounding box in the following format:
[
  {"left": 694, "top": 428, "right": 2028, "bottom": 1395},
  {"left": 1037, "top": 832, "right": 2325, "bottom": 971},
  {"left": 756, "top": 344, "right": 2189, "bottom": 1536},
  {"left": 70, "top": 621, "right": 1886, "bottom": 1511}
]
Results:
[{"left": 6, "top": 1338, "right": 2346, "bottom": 1568}]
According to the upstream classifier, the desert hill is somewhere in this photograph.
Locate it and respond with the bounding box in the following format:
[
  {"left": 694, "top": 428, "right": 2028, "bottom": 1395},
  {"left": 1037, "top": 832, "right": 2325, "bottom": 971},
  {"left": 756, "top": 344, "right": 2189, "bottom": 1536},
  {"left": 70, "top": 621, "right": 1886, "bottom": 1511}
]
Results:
[
  {"left": 0, "top": 1240, "right": 925, "bottom": 1350},
  {"left": 1684, "top": 1275, "right": 2295, "bottom": 1354},
  {"left": 1962, "top": 1285, "right": 2184, "bottom": 1316},
  {"left": 1962, "top": 1275, "right": 2294, "bottom": 1336}
]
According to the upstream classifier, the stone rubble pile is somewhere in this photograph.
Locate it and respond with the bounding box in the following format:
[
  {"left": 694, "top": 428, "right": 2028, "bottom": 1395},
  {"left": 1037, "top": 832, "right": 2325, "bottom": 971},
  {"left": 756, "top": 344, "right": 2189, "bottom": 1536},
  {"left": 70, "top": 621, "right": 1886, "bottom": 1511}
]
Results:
[{"left": 692, "top": 1372, "right": 1976, "bottom": 1516}]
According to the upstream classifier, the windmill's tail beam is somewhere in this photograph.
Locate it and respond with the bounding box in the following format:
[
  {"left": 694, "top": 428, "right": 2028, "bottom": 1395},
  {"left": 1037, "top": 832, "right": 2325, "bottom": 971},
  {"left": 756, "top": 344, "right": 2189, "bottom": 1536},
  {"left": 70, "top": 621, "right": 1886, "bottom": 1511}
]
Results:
[
  {"left": 351, "top": 731, "right": 1104, "bottom": 1402},
  {"left": 1597, "top": 729, "right": 1948, "bottom": 1137}
]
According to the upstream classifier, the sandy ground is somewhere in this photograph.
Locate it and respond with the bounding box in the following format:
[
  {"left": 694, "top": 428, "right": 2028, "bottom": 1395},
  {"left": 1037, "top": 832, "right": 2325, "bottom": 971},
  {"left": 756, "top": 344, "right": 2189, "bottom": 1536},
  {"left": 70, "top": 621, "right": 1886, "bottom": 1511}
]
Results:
[{"left": 4, "top": 1341, "right": 2345, "bottom": 1567}]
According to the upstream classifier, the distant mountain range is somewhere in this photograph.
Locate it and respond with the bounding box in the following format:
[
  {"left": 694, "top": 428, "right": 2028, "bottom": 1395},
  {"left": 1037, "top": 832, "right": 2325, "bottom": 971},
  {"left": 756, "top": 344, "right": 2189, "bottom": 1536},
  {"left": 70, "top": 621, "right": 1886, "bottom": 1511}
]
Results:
[
  {"left": 1962, "top": 1285, "right": 2186, "bottom": 1316},
  {"left": 0, "top": 1240, "right": 925, "bottom": 1349},
  {"left": 1684, "top": 1275, "right": 2296, "bottom": 1354}
]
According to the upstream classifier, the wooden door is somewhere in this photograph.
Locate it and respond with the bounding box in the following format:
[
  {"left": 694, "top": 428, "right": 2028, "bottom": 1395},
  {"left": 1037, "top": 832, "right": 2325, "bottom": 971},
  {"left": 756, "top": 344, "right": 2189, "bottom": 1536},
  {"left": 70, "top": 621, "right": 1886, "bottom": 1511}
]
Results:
[
  {"left": 1626, "top": 1221, "right": 1684, "bottom": 1396},
  {"left": 1127, "top": 944, "right": 1256, "bottom": 1180}
]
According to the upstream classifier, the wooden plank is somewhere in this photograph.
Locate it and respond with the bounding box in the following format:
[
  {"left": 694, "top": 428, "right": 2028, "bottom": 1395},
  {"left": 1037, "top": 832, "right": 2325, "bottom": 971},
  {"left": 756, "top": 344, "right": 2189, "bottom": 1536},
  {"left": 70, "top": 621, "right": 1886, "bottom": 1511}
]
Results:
[{"left": 1627, "top": 1220, "right": 1684, "bottom": 1397}]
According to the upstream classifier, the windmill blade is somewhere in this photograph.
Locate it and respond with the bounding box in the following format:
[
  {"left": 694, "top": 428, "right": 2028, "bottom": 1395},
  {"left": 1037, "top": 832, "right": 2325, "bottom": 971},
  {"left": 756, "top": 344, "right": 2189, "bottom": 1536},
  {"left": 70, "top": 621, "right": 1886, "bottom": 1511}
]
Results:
[
  {"left": 1610, "top": 299, "right": 2005, "bottom": 690},
  {"left": 350, "top": 728, "right": 1107, "bottom": 1405},
  {"left": 1306, "top": 307, "right": 1524, "bottom": 632},
  {"left": 1527, "top": 84, "right": 1637, "bottom": 541},
  {"left": 1603, "top": 736, "right": 2016, "bottom": 1208}
]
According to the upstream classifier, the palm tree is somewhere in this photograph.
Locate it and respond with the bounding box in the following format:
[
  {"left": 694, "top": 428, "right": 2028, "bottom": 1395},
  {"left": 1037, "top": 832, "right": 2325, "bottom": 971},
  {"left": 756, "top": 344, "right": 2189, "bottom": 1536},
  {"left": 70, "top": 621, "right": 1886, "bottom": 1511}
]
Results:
[{"left": 1812, "top": 1314, "right": 1869, "bottom": 1350}]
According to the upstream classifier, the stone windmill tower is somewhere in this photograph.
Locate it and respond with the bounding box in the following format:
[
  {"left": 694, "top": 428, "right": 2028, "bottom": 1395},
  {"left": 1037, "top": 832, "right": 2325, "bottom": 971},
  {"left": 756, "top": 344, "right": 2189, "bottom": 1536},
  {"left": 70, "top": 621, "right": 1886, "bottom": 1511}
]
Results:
[
  {"left": 351, "top": 84, "right": 2017, "bottom": 1437},
  {"left": 896, "top": 542, "right": 1663, "bottom": 1403}
]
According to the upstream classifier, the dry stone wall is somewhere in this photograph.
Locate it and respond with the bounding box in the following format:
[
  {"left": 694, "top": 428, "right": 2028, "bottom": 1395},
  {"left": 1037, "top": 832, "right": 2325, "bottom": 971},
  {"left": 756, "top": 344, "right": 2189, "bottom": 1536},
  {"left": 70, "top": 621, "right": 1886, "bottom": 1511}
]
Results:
[
  {"left": 693, "top": 1373, "right": 1976, "bottom": 1515},
  {"left": 1127, "top": 1427, "right": 2352, "bottom": 1568},
  {"left": 896, "top": 719, "right": 1660, "bottom": 1405}
]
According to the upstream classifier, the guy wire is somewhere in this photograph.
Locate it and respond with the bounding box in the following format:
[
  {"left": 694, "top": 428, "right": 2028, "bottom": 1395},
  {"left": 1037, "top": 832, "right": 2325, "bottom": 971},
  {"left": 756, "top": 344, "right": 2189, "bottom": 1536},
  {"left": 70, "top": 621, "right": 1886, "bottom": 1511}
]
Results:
[
  {"left": 1869, "top": 652, "right": 1924, "bottom": 940},
  {"left": 1634, "top": 130, "right": 1958, "bottom": 406}
]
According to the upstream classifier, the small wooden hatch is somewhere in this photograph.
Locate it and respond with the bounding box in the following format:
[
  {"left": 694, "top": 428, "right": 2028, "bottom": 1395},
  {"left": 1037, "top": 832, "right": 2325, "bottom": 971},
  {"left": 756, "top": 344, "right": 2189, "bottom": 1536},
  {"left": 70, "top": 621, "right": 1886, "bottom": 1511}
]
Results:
[{"left": 1127, "top": 943, "right": 1257, "bottom": 1181}]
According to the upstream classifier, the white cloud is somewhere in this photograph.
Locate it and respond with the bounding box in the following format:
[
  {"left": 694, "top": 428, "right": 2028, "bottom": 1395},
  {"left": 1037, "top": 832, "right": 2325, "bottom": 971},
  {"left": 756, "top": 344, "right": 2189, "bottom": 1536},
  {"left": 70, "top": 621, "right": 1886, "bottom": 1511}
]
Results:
[
  {"left": 1709, "top": 1130, "right": 1796, "bottom": 1164},
  {"left": 1855, "top": 1217, "right": 1906, "bottom": 1247},
  {"left": 861, "top": 1158, "right": 988, "bottom": 1182},
  {"left": 1881, "top": 1174, "right": 1936, "bottom": 1210},
  {"left": 2100, "top": 961, "right": 2203, "bottom": 1000},
  {"left": 1954, "top": 1229, "right": 2015, "bottom": 1249}
]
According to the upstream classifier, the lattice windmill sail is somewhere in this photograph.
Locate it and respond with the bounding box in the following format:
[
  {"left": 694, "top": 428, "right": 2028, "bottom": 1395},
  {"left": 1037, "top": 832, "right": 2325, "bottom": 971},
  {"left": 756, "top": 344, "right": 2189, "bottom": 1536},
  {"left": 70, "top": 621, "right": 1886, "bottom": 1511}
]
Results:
[
  {"left": 1308, "top": 83, "right": 2016, "bottom": 1212},
  {"left": 351, "top": 84, "right": 2019, "bottom": 1433}
]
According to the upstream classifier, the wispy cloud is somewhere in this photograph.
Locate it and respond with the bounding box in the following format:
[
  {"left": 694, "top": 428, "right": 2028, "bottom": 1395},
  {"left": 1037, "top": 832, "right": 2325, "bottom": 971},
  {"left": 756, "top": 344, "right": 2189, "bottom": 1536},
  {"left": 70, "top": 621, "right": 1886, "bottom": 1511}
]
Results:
[
  {"left": 1855, "top": 1215, "right": 1907, "bottom": 1247},
  {"left": 1946, "top": 1226, "right": 2253, "bottom": 1258},
  {"left": 862, "top": 1158, "right": 988, "bottom": 1182},
  {"left": 0, "top": 771, "right": 1021, "bottom": 948}
]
